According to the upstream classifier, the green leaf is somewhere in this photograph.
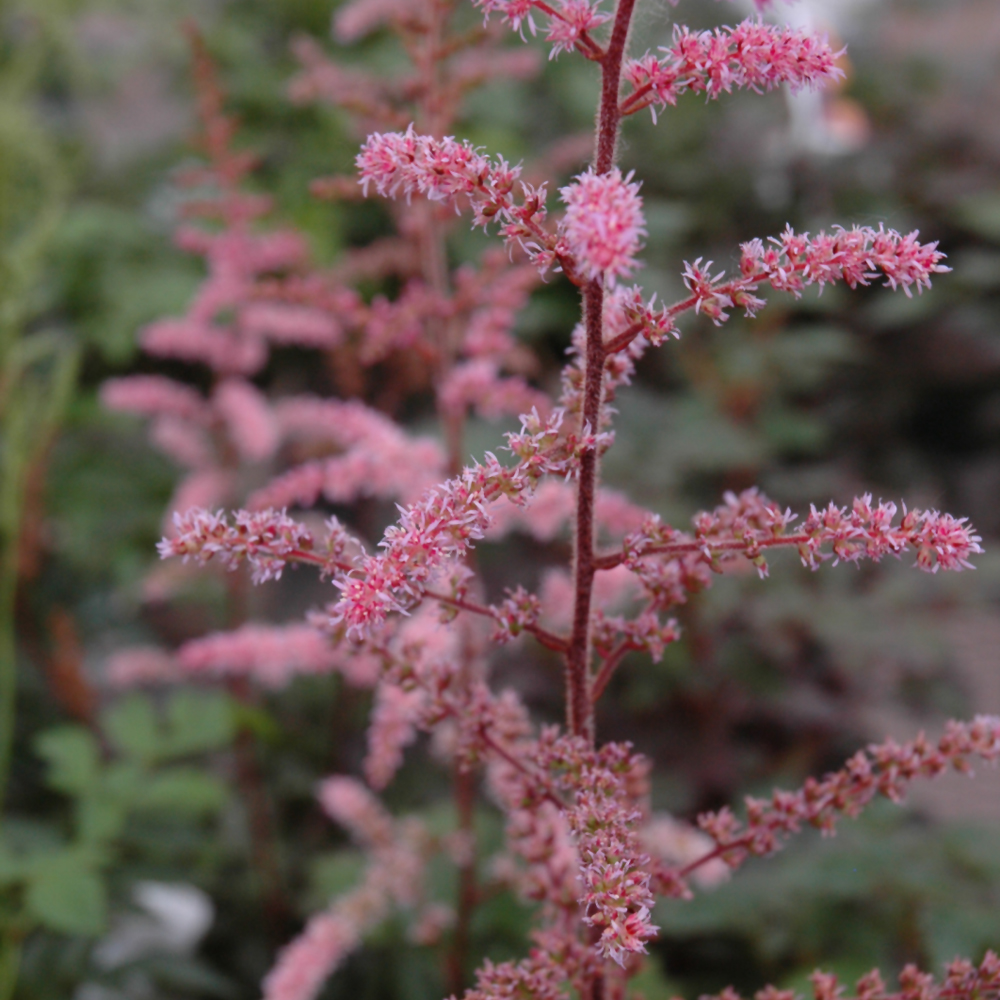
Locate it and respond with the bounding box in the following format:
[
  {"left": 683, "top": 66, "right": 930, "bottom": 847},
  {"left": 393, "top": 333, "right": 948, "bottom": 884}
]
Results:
[
  {"left": 102, "top": 694, "right": 162, "bottom": 763},
  {"left": 0, "top": 841, "right": 25, "bottom": 887},
  {"left": 34, "top": 726, "right": 99, "bottom": 795},
  {"left": 24, "top": 851, "right": 107, "bottom": 936},
  {"left": 75, "top": 795, "right": 127, "bottom": 845},
  {"left": 138, "top": 768, "right": 227, "bottom": 814},
  {"left": 100, "top": 760, "right": 143, "bottom": 802},
  {"left": 163, "top": 688, "right": 236, "bottom": 757}
]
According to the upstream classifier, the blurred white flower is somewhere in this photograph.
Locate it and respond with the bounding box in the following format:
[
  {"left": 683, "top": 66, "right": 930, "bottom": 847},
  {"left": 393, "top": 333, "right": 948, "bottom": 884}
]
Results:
[{"left": 92, "top": 881, "right": 214, "bottom": 970}]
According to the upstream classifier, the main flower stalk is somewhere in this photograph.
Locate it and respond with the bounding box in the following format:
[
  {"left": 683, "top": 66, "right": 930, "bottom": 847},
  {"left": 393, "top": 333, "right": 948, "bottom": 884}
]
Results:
[{"left": 566, "top": 0, "right": 637, "bottom": 745}]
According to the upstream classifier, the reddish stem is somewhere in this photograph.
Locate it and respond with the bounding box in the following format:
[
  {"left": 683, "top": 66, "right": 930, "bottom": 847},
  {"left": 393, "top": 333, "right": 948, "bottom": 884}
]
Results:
[
  {"left": 590, "top": 640, "right": 636, "bottom": 703},
  {"left": 426, "top": 590, "right": 569, "bottom": 653},
  {"left": 566, "top": 0, "right": 638, "bottom": 747},
  {"left": 593, "top": 531, "right": 816, "bottom": 571},
  {"left": 602, "top": 321, "right": 643, "bottom": 356}
]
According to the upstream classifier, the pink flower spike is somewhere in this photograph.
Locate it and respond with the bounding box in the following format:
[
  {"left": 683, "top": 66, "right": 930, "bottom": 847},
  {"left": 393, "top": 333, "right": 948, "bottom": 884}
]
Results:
[
  {"left": 559, "top": 168, "right": 645, "bottom": 284},
  {"left": 622, "top": 20, "right": 843, "bottom": 119},
  {"left": 177, "top": 623, "right": 342, "bottom": 689},
  {"left": 357, "top": 126, "right": 518, "bottom": 218},
  {"left": 157, "top": 507, "right": 317, "bottom": 584}
]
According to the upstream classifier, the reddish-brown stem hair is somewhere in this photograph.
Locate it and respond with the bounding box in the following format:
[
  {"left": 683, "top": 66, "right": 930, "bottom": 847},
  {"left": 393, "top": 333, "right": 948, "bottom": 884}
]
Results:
[{"left": 565, "top": 0, "right": 638, "bottom": 746}]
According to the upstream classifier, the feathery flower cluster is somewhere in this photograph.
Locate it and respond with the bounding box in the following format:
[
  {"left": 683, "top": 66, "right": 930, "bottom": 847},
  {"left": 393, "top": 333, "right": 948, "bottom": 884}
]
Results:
[
  {"left": 622, "top": 21, "right": 844, "bottom": 120},
  {"left": 675, "top": 224, "right": 951, "bottom": 329},
  {"left": 176, "top": 624, "right": 342, "bottom": 689},
  {"left": 357, "top": 128, "right": 562, "bottom": 275},
  {"left": 327, "top": 456, "right": 532, "bottom": 637},
  {"left": 439, "top": 359, "right": 551, "bottom": 422},
  {"left": 610, "top": 489, "right": 982, "bottom": 590},
  {"left": 693, "top": 716, "right": 1000, "bottom": 873},
  {"left": 740, "top": 225, "right": 951, "bottom": 298},
  {"left": 698, "top": 951, "right": 1000, "bottom": 1000},
  {"left": 559, "top": 169, "right": 645, "bottom": 283},
  {"left": 797, "top": 495, "right": 982, "bottom": 572},
  {"left": 543, "top": 736, "right": 657, "bottom": 966},
  {"left": 263, "top": 778, "right": 428, "bottom": 1000},
  {"left": 157, "top": 508, "right": 317, "bottom": 584},
  {"left": 119, "top": 7, "right": 992, "bottom": 1000},
  {"left": 473, "top": 0, "right": 609, "bottom": 59},
  {"left": 250, "top": 397, "right": 445, "bottom": 510},
  {"left": 460, "top": 948, "right": 576, "bottom": 1000},
  {"left": 591, "top": 609, "right": 680, "bottom": 665},
  {"left": 357, "top": 126, "right": 521, "bottom": 219}
]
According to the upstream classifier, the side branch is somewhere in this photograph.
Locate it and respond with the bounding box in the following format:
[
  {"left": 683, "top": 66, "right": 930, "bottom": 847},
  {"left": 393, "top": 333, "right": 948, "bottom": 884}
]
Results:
[
  {"left": 696, "top": 951, "right": 1000, "bottom": 1000},
  {"left": 658, "top": 716, "right": 1000, "bottom": 893}
]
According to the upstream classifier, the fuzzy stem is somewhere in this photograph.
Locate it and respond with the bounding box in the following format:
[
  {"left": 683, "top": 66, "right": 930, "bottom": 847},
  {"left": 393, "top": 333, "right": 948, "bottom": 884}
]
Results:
[
  {"left": 565, "top": 0, "right": 637, "bottom": 746},
  {"left": 590, "top": 640, "right": 635, "bottom": 703}
]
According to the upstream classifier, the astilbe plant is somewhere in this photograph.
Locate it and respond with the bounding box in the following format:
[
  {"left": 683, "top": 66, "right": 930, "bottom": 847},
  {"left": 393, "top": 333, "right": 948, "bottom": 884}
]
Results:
[{"left": 105, "top": 3, "right": 998, "bottom": 1000}]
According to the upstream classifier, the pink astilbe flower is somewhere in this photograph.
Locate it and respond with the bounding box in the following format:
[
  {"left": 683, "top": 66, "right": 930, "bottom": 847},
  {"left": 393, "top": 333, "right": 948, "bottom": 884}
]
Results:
[
  {"left": 364, "top": 683, "right": 426, "bottom": 789},
  {"left": 262, "top": 912, "right": 361, "bottom": 1000},
  {"left": 102, "top": 376, "right": 209, "bottom": 423},
  {"left": 740, "top": 225, "right": 951, "bottom": 299},
  {"left": 264, "top": 777, "right": 429, "bottom": 1000},
  {"left": 473, "top": 0, "right": 608, "bottom": 60},
  {"left": 239, "top": 301, "right": 341, "bottom": 348},
  {"left": 327, "top": 465, "right": 509, "bottom": 637},
  {"left": 363, "top": 280, "right": 443, "bottom": 362},
  {"left": 604, "top": 489, "right": 982, "bottom": 593},
  {"left": 358, "top": 126, "right": 518, "bottom": 212},
  {"left": 591, "top": 608, "right": 680, "bottom": 665},
  {"left": 326, "top": 410, "right": 602, "bottom": 637},
  {"left": 149, "top": 417, "right": 214, "bottom": 470},
  {"left": 357, "top": 129, "right": 563, "bottom": 276},
  {"left": 106, "top": 646, "right": 181, "bottom": 687},
  {"left": 158, "top": 508, "right": 318, "bottom": 584},
  {"left": 177, "top": 624, "right": 344, "bottom": 689},
  {"left": 663, "top": 226, "right": 949, "bottom": 332},
  {"left": 250, "top": 397, "right": 445, "bottom": 510},
  {"left": 698, "top": 951, "right": 1000, "bottom": 1000},
  {"left": 622, "top": 20, "right": 843, "bottom": 120},
  {"left": 333, "top": 0, "right": 421, "bottom": 42},
  {"left": 439, "top": 359, "right": 551, "bottom": 422},
  {"left": 543, "top": 736, "right": 657, "bottom": 966},
  {"left": 460, "top": 947, "right": 580, "bottom": 1000},
  {"left": 559, "top": 168, "right": 645, "bottom": 284},
  {"left": 129, "top": 10, "right": 991, "bottom": 1000},
  {"left": 318, "top": 776, "right": 395, "bottom": 846},
  {"left": 163, "top": 469, "right": 236, "bottom": 529},
  {"left": 484, "top": 696, "right": 582, "bottom": 912},
  {"left": 640, "top": 813, "right": 729, "bottom": 889},
  {"left": 689, "top": 716, "right": 1000, "bottom": 876},
  {"left": 544, "top": 0, "right": 611, "bottom": 59},
  {"left": 213, "top": 379, "right": 279, "bottom": 463},
  {"left": 140, "top": 226, "right": 313, "bottom": 377}
]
